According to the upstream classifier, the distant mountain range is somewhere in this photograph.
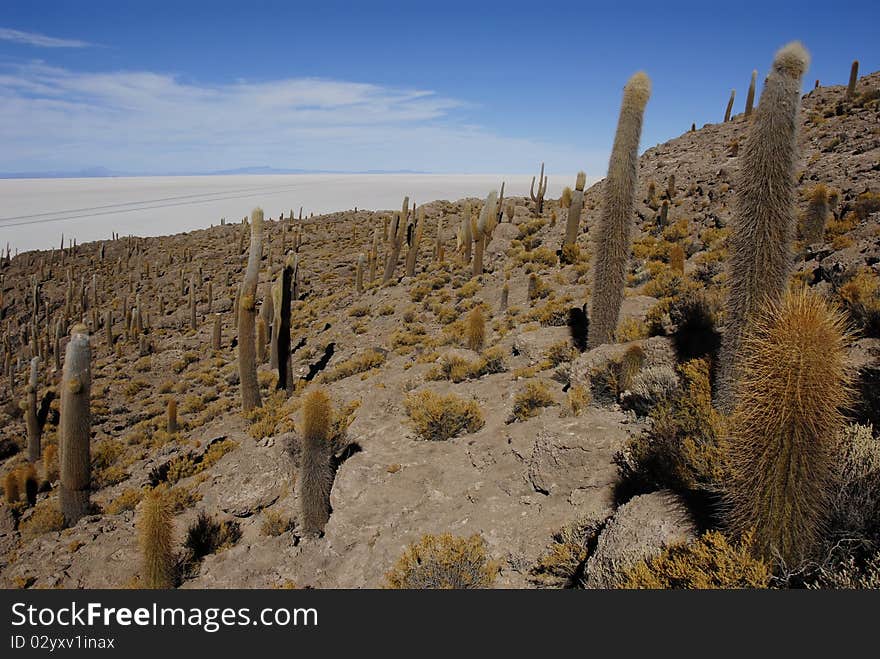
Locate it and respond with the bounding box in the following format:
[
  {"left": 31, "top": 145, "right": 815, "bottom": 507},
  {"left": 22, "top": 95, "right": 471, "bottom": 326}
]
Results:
[{"left": 0, "top": 166, "right": 429, "bottom": 179}]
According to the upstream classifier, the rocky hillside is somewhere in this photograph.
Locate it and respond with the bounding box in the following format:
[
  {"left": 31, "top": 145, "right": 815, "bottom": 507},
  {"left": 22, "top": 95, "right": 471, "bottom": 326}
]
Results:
[{"left": 0, "top": 71, "right": 878, "bottom": 589}]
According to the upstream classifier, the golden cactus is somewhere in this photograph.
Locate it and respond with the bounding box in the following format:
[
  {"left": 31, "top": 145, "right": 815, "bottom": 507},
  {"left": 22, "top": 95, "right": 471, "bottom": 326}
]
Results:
[{"left": 725, "top": 288, "right": 850, "bottom": 567}]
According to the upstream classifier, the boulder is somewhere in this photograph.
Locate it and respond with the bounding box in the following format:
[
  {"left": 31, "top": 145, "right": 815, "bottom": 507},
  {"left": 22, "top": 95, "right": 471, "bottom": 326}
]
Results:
[{"left": 581, "top": 490, "right": 696, "bottom": 588}]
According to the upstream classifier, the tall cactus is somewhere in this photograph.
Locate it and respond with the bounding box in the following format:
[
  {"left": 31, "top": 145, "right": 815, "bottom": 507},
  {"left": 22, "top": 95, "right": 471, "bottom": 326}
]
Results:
[
  {"left": 802, "top": 183, "right": 829, "bottom": 245},
  {"left": 725, "top": 288, "right": 849, "bottom": 566},
  {"left": 562, "top": 172, "right": 587, "bottom": 260},
  {"left": 299, "top": 388, "right": 333, "bottom": 535},
  {"left": 212, "top": 313, "right": 222, "bottom": 351},
  {"left": 369, "top": 228, "right": 380, "bottom": 282},
  {"left": 275, "top": 254, "right": 295, "bottom": 393},
  {"left": 716, "top": 42, "right": 810, "bottom": 411},
  {"left": 846, "top": 59, "right": 859, "bottom": 99},
  {"left": 473, "top": 191, "right": 498, "bottom": 277},
  {"left": 404, "top": 207, "right": 424, "bottom": 277},
  {"left": 25, "top": 357, "right": 40, "bottom": 462},
  {"left": 460, "top": 202, "right": 473, "bottom": 264},
  {"left": 383, "top": 197, "right": 409, "bottom": 284},
  {"left": 60, "top": 328, "right": 91, "bottom": 526},
  {"left": 724, "top": 88, "right": 736, "bottom": 122},
  {"left": 587, "top": 72, "right": 652, "bottom": 348},
  {"left": 355, "top": 253, "right": 365, "bottom": 293},
  {"left": 238, "top": 208, "right": 263, "bottom": 412},
  {"left": 744, "top": 70, "right": 757, "bottom": 117},
  {"left": 529, "top": 162, "right": 548, "bottom": 215},
  {"left": 138, "top": 488, "right": 175, "bottom": 589}
]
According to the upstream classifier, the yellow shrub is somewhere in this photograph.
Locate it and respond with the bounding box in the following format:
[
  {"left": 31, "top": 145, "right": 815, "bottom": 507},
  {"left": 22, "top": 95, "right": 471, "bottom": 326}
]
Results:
[
  {"left": 404, "top": 390, "right": 485, "bottom": 441},
  {"left": 619, "top": 531, "right": 771, "bottom": 589},
  {"left": 19, "top": 501, "right": 65, "bottom": 540},
  {"left": 386, "top": 533, "right": 498, "bottom": 589},
  {"left": 323, "top": 349, "right": 386, "bottom": 383},
  {"left": 510, "top": 381, "right": 556, "bottom": 422},
  {"left": 615, "top": 317, "right": 649, "bottom": 342}
]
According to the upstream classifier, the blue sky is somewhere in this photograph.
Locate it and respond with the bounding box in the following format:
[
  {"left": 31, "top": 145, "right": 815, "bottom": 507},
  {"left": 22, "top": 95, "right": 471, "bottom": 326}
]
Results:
[{"left": 1, "top": 0, "right": 877, "bottom": 176}]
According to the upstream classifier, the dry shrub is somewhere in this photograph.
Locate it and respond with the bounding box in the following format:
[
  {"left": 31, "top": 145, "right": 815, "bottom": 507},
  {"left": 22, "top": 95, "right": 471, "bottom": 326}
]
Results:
[
  {"left": 615, "top": 358, "right": 726, "bottom": 496},
  {"left": 404, "top": 390, "right": 485, "bottom": 441},
  {"left": 620, "top": 531, "right": 771, "bottom": 589},
  {"left": 565, "top": 385, "right": 591, "bottom": 417},
  {"left": 185, "top": 511, "right": 242, "bottom": 559},
  {"left": 509, "top": 381, "right": 556, "bottom": 422},
  {"left": 531, "top": 518, "right": 603, "bottom": 588},
  {"left": 261, "top": 509, "right": 295, "bottom": 536},
  {"left": 386, "top": 533, "right": 498, "bottom": 589},
  {"left": 19, "top": 500, "right": 65, "bottom": 540},
  {"left": 837, "top": 268, "right": 880, "bottom": 337},
  {"left": 106, "top": 487, "right": 143, "bottom": 515},
  {"left": 323, "top": 349, "right": 386, "bottom": 383},
  {"left": 828, "top": 423, "right": 880, "bottom": 545}
]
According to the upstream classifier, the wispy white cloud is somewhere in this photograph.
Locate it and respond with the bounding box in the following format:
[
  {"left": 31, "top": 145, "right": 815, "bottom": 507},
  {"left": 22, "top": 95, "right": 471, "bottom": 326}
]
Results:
[
  {"left": 0, "top": 61, "right": 597, "bottom": 174},
  {"left": 0, "top": 27, "right": 93, "bottom": 48}
]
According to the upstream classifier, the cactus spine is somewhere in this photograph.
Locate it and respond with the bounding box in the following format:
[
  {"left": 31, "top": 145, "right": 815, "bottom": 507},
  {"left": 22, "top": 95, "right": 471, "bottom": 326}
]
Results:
[
  {"left": 724, "top": 88, "right": 736, "bottom": 122},
  {"left": 138, "top": 488, "right": 175, "bottom": 589},
  {"left": 587, "top": 72, "right": 652, "bottom": 348},
  {"left": 238, "top": 208, "right": 263, "bottom": 412},
  {"left": 846, "top": 59, "right": 859, "bottom": 99},
  {"left": 716, "top": 42, "right": 810, "bottom": 411},
  {"left": 529, "top": 162, "right": 547, "bottom": 215},
  {"left": 745, "top": 70, "right": 757, "bottom": 117},
  {"left": 59, "top": 329, "right": 91, "bottom": 526},
  {"left": 25, "top": 357, "right": 40, "bottom": 462},
  {"left": 299, "top": 388, "right": 333, "bottom": 535},
  {"left": 725, "top": 289, "right": 849, "bottom": 566}
]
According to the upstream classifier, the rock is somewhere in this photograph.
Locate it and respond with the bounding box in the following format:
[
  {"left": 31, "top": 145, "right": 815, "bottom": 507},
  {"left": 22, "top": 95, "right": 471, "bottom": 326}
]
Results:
[
  {"left": 204, "top": 440, "right": 286, "bottom": 517},
  {"left": 581, "top": 490, "right": 696, "bottom": 588},
  {"left": 619, "top": 295, "right": 659, "bottom": 324},
  {"left": 485, "top": 223, "right": 520, "bottom": 266},
  {"left": 510, "top": 326, "right": 571, "bottom": 364},
  {"left": 570, "top": 336, "right": 676, "bottom": 390}
]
